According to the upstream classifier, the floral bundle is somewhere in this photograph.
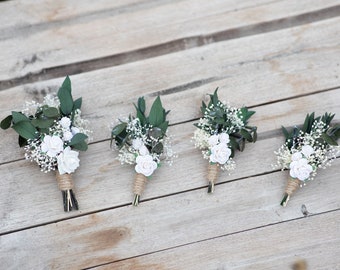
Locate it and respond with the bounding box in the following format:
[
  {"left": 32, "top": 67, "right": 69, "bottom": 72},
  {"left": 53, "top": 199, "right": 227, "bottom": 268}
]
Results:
[
  {"left": 111, "top": 96, "right": 174, "bottom": 206},
  {"left": 193, "top": 89, "right": 257, "bottom": 193},
  {"left": 1, "top": 76, "right": 91, "bottom": 212},
  {"left": 275, "top": 113, "right": 340, "bottom": 206}
]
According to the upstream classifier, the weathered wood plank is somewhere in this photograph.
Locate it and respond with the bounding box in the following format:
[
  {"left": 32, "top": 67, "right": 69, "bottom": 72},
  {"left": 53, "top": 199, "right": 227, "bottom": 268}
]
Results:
[
  {"left": 0, "top": 0, "right": 338, "bottom": 81},
  {"left": 1, "top": 160, "right": 339, "bottom": 269},
  {"left": 0, "top": 17, "right": 339, "bottom": 163},
  {"left": 101, "top": 211, "right": 340, "bottom": 270}
]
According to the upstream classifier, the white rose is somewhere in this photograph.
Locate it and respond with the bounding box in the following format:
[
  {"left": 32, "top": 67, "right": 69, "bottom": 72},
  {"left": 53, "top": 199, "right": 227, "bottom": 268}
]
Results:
[
  {"left": 59, "top": 117, "right": 71, "bottom": 129},
  {"left": 41, "top": 135, "right": 64, "bottom": 157},
  {"left": 132, "top": 138, "right": 143, "bottom": 150},
  {"left": 208, "top": 134, "right": 219, "bottom": 146},
  {"left": 291, "top": 152, "right": 302, "bottom": 161},
  {"left": 289, "top": 158, "right": 313, "bottom": 181},
  {"left": 219, "top": 133, "right": 230, "bottom": 144},
  {"left": 63, "top": 131, "right": 73, "bottom": 141},
  {"left": 209, "top": 143, "right": 231, "bottom": 164},
  {"left": 71, "top": 126, "right": 80, "bottom": 135},
  {"left": 57, "top": 147, "right": 80, "bottom": 174},
  {"left": 139, "top": 145, "right": 149, "bottom": 156},
  {"left": 301, "top": 145, "right": 314, "bottom": 158},
  {"left": 135, "top": 155, "right": 157, "bottom": 177}
]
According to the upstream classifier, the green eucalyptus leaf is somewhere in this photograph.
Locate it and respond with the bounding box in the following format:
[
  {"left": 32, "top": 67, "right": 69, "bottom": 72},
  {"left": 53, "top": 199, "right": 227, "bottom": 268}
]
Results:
[
  {"left": 12, "top": 111, "right": 29, "bottom": 123},
  {"left": 69, "top": 133, "right": 88, "bottom": 146},
  {"left": 238, "top": 138, "right": 245, "bottom": 151},
  {"left": 158, "top": 121, "right": 169, "bottom": 133},
  {"left": 152, "top": 142, "right": 163, "bottom": 154},
  {"left": 149, "top": 96, "right": 164, "bottom": 127},
  {"left": 31, "top": 118, "right": 55, "bottom": 128},
  {"left": 58, "top": 76, "right": 73, "bottom": 115},
  {"left": 43, "top": 107, "right": 59, "bottom": 118},
  {"left": 149, "top": 127, "right": 163, "bottom": 139},
  {"left": 12, "top": 121, "right": 37, "bottom": 140},
  {"left": 112, "top": 122, "right": 127, "bottom": 136},
  {"left": 71, "top": 140, "right": 88, "bottom": 151},
  {"left": 240, "top": 129, "right": 252, "bottom": 141},
  {"left": 1, "top": 115, "right": 12, "bottom": 129},
  {"left": 18, "top": 135, "right": 28, "bottom": 147}
]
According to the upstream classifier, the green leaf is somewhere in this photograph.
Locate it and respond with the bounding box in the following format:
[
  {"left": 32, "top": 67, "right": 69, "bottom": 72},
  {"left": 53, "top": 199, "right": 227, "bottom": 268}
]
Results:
[
  {"left": 12, "top": 121, "right": 37, "bottom": 140},
  {"left": 57, "top": 76, "right": 74, "bottom": 115},
  {"left": 158, "top": 121, "right": 169, "bottom": 133},
  {"left": 149, "top": 96, "right": 164, "bottom": 127},
  {"left": 43, "top": 107, "right": 59, "bottom": 118},
  {"left": 240, "top": 129, "right": 252, "bottom": 141},
  {"left": 149, "top": 127, "right": 163, "bottom": 139},
  {"left": 69, "top": 133, "right": 88, "bottom": 146},
  {"left": 111, "top": 122, "right": 127, "bottom": 136},
  {"left": 73, "top": 97, "right": 82, "bottom": 111},
  {"left": 31, "top": 118, "right": 55, "bottom": 128},
  {"left": 1, "top": 115, "right": 12, "bottom": 129},
  {"left": 281, "top": 126, "right": 289, "bottom": 139},
  {"left": 152, "top": 143, "right": 163, "bottom": 154},
  {"left": 18, "top": 135, "right": 28, "bottom": 147},
  {"left": 71, "top": 140, "right": 88, "bottom": 151},
  {"left": 138, "top": 97, "right": 145, "bottom": 114},
  {"left": 238, "top": 138, "right": 245, "bottom": 151},
  {"left": 201, "top": 101, "right": 207, "bottom": 115},
  {"left": 12, "top": 111, "right": 29, "bottom": 123},
  {"left": 321, "top": 133, "right": 338, "bottom": 146}
]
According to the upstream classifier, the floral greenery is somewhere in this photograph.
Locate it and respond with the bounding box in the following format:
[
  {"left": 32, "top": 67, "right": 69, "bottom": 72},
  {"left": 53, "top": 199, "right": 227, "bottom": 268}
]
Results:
[
  {"left": 111, "top": 96, "right": 174, "bottom": 177},
  {"left": 193, "top": 88, "right": 257, "bottom": 171},
  {"left": 1, "top": 76, "right": 91, "bottom": 173},
  {"left": 275, "top": 112, "right": 340, "bottom": 182}
]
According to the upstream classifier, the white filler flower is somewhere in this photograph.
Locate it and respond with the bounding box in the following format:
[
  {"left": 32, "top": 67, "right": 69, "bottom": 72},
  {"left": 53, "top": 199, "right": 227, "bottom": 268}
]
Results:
[
  {"left": 209, "top": 143, "right": 231, "bottom": 164},
  {"left": 57, "top": 146, "right": 80, "bottom": 174},
  {"left": 41, "top": 135, "right": 64, "bottom": 157},
  {"left": 132, "top": 138, "right": 143, "bottom": 150},
  {"left": 289, "top": 158, "right": 313, "bottom": 181},
  {"left": 59, "top": 117, "right": 71, "bottom": 129},
  {"left": 135, "top": 155, "right": 157, "bottom": 177}
]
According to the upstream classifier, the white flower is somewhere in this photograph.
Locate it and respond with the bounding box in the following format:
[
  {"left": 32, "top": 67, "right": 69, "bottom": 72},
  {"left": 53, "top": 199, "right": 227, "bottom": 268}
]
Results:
[
  {"left": 41, "top": 135, "right": 64, "bottom": 157},
  {"left": 57, "top": 147, "right": 80, "bottom": 174},
  {"left": 63, "top": 131, "right": 73, "bottom": 141},
  {"left": 59, "top": 117, "right": 71, "bottom": 129},
  {"left": 132, "top": 138, "right": 143, "bottom": 150},
  {"left": 139, "top": 145, "right": 149, "bottom": 156},
  {"left": 208, "top": 134, "right": 219, "bottom": 146},
  {"left": 301, "top": 145, "right": 314, "bottom": 157},
  {"left": 219, "top": 133, "right": 230, "bottom": 144},
  {"left": 135, "top": 155, "right": 157, "bottom": 177},
  {"left": 209, "top": 143, "right": 231, "bottom": 164},
  {"left": 289, "top": 158, "right": 313, "bottom": 181},
  {"left": 291, "top": 152, "right": 302, "bottom": 161},
  {"left": 71, "top": 126, "right": 80, "bottom": 135}
]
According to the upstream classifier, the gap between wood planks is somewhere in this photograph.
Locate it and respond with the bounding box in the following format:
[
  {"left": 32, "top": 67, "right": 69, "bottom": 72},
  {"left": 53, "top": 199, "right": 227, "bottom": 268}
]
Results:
[
  {"left": 0, "top": 85, "right": 338, "bottom": 168},
  {"left": 0, "top": 5, "right": 339, "bottom": 91},
  {"left": 83, "top": 208, "right": 340, "bottom": 269}
]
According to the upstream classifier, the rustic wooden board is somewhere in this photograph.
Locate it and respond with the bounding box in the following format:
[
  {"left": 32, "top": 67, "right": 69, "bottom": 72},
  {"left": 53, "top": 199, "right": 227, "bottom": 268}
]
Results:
[
  {"left": 0, "top": 0, "right": 339, "bottom": 81},
  {"left": 101, "top": 210, "right": 340, "bottom": 270},
  {"left": 1, "top": 17, "right": 339, "bottom": 164},
  {"left": 1, "top": 160, "right": 339, "bottom": 269}
]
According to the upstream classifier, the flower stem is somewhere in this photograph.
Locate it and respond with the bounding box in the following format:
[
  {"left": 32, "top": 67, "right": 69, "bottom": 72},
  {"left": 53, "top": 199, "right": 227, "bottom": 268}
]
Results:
[
  {"left": 207, "top": 181, "right": 214, "bottom": 193},
  {"left": 133, "top": 194, "right": 140, "bottom": 206},
  {"left": 61, "top": 189, "right": 79, "bottom": 212},
  {"left": 280, "top": 193, "right": 290, "bottom": 207}
]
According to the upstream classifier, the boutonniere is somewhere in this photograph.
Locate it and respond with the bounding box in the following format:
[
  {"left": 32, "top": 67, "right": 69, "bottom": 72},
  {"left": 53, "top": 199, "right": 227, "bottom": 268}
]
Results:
[
  {"left": 1, "top": 76, "right": 91, "bottom": 212},
  {"left": 193, "top": 88, "right": 257, "bottom": 193},
  {"left": 275, "top": 113, "right": 340, "bottom": 206},
  {"left": 111, "top": 96, "right": 175, "bottom": 206}
]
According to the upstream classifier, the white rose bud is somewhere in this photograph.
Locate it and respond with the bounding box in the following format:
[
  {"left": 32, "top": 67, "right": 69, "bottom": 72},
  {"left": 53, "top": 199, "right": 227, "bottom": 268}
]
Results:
[
  {"left": 301, "top": 145, "right": 314, "bottom": 158},
  {"left": 219, "top": 133, "right": 230, "bottom": 144},
  {"left": 291, "top": 152, "right": 302, "bottom": 161},
  {"left": 135, "top": 155, "right": 158, "bottom": 177},
  {"left": 57, "top": 147, "right": 80, "bottom": 174},
  {"left": 132, "top": 138, "right": 143, "bottom": 150},
  {"left": 289, "top": 158, "right": 313, "bottom": 181},
  {"left": 71, "top": 126, "right": 80, "bottom": 135},
  {"left": 59, "top": 117, "right": 71, "bottom": 129},
  {"left": 209, "top": 143, "right": 231, "bottom": 164},
  {"left": 41, "top": 135, "right": 64, "bottom": 157},
  {"left": 208, "top": 134, "right": 219, "bottom": 147},
  {"left": 139, "top": 145, "right": 149, "bottom": 156},
  {"left": 63, "top": 131, "right": 73, "bottom": 141}
]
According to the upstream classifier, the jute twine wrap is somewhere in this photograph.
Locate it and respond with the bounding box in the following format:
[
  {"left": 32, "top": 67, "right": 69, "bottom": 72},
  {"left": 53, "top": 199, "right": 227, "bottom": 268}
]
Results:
[
  {"left": 56, "top": 171, "right": 74, "bottom": 191},
  {"left": 285, "top": 177, "right": 301, "bottom": 195},
  {"left": 133, "top": 173, "right": 147, "bottom": 195},
  {"left": 207, "top": 163, "right": 219, "bottom": 184}
]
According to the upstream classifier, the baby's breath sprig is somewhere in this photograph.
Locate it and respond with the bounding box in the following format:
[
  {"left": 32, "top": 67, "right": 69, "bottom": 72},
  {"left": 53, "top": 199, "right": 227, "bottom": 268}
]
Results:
[
  {"left": 193, "top": 88, "right": 257, "bottom": 193},
  {"left": 275, "top": 112, "right": 340, "bottom": 207},
  {"left": 111, "top": 96, "right": 175, "bottom": 206}
]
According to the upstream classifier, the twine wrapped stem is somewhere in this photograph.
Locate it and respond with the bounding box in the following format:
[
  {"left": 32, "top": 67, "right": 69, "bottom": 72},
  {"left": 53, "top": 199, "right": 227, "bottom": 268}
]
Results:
[
  {"left": 56, "top": 171, "right": 79, "bottom": 212},
  {"left": 207, "top": 163, "right": 219, "bottom": 193},
  {"left": 280, "top": 177, "right": 301, "bottom": 207},
  {"left": 133, "top": 173, "right": 147, "bottom": 206}
]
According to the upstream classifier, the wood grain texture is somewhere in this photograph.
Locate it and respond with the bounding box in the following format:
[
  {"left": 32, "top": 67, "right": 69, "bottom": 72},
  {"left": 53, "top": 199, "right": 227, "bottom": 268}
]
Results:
[
  {"left": 100, "top": 211, "right": 340, "bottom": 270},
  {"left": 1, "top": 160, "right": 339, "bottom": 269},
  {"left": 0, "top": 0, "right": 339, "bottom": 81}
]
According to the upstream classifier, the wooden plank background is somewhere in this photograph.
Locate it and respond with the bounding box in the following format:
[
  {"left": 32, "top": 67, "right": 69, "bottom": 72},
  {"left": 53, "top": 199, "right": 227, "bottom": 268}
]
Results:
[{"left": 0, "top": 0, "right": 339, "bottom": 269}]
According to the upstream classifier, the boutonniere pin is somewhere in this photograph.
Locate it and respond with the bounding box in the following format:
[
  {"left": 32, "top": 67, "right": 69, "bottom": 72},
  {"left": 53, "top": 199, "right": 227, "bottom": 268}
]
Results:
[
  {"left": 111, "top": 96, "right": 175, "bottom": 206},
  {"left": 193, "top": 88, "right": 257, "bottom": 193},
  {"left": 1, "top": 76, "right": 91, "bottom": 212},
  {"left": 275, "top": 113, "right": 340, "bottom": 206}
]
